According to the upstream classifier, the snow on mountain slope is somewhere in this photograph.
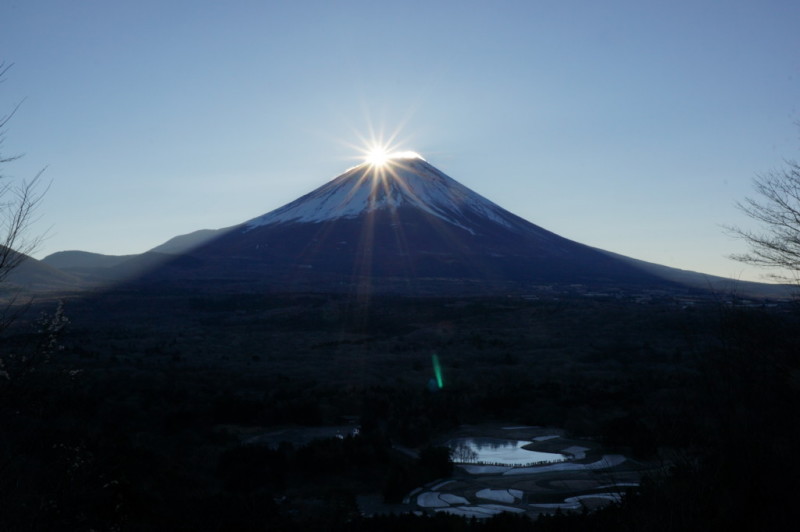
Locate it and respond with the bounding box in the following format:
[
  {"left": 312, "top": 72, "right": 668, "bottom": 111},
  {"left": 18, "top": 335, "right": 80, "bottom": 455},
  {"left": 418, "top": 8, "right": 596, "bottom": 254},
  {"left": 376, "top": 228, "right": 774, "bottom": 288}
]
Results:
[{"left": 245, "top": 156, "right": 528, "bottom": 236}]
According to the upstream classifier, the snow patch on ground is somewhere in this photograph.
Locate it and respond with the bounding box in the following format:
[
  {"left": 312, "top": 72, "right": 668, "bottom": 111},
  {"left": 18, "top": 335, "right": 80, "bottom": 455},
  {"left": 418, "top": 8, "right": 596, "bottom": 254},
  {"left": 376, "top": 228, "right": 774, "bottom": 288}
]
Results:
[
  {"left": 475, "top": 489, "right": 523, "bottom": 503},
  {"left": 417, "top": 492, "right": 468, "bottom": 508},
  {"left": 585, "top": 454, "right": 626, "bottom": 469},
  {"left": 480, "top": 504, "right": 526, "bottom": 514},
  {"left": 417, "top": 492, "right": 449, "bottom": 508},
  {"left": 532, "top": 435, "right": 560, "bottom": 442},
  {"left": 435, "top": 504, "right": 525, "bottom": 518},
  {"left": 598, "top": 482, "right": 639, "bottom": 490},
  {"left": 566, "top": 493, "right": 623, "bottom": 503},
  {"left": 436, "top": 506, "right": 497, "bottom": 518},
  {"left": 440, "top": 494, "right": 469, "bottom": 505},
  {"left": 459, "top": 464, "right": 512, "bottom": 474},
  {"left": 530, "top": 492, "right": 624, "bottom": 512},
  {"left": 530, "top": 501, "right": 583, "bottom": 511},
  {"left": 504, "top": 454, "right": 626, "bottom": 476},
  {"left": 430, "top": 480, "right": 455, "bottom": 491},
  {"left": 561, "top": 445, "right": 590, "bottom": 460}
]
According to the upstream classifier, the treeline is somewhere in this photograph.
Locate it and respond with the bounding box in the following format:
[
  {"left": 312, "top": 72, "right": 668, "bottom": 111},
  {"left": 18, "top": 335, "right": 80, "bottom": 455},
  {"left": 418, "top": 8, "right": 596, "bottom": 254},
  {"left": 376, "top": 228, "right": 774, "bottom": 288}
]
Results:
[{"left": 1, "top": 300, "right": 798, "bottom": 529}]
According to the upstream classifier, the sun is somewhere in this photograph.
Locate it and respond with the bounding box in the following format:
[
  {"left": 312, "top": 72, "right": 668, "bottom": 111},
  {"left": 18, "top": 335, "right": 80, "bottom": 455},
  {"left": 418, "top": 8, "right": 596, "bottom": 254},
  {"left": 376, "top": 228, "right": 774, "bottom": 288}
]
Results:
[
  {"left": 365, "top": 145, "right": 391, "bottom": 167},
  {"left": 363, "top": 144, "right": 424, "bottom": 167}
]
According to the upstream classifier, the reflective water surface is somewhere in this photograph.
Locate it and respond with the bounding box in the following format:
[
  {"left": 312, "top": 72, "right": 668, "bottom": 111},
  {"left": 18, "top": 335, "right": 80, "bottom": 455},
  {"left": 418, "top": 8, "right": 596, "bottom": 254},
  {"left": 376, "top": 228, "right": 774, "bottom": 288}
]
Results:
[{"left": 447, "top": 437, "right": 566, "bottom": 465}]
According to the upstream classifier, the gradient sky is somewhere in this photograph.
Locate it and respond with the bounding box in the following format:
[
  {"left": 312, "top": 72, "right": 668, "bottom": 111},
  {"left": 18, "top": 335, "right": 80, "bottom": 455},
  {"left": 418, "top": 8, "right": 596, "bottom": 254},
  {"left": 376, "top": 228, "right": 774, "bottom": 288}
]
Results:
[{"left": 2, "top": 0, "right": 799, "bottom": 282}]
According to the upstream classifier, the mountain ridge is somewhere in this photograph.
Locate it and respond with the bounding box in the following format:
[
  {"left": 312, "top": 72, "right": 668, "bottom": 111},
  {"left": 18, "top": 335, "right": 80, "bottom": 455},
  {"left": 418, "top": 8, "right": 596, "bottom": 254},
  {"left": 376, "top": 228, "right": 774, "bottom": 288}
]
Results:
[
  {"left": 36, "top": 157, "right": 796, "bottom": 298},
  {"left": 115, "top": 158, "right": 703, "bottom": 293}
]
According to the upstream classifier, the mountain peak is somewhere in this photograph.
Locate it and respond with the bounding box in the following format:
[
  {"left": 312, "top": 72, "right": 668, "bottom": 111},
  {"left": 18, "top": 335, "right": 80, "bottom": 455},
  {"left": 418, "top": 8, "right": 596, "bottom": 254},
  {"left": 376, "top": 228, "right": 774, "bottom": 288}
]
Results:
[
  {"left": 245, "top": 157, "right": 523, "bottom": 235},
  {"left": 363, "top": 149, "right": 424, "bottom": 167}
]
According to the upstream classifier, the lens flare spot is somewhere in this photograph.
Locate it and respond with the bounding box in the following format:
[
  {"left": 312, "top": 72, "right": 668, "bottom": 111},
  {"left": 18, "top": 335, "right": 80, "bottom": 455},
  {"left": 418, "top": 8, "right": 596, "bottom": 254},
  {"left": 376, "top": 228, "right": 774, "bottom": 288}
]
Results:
[{"left": 432, "top": 353, "right": 444, "bottom": 389}]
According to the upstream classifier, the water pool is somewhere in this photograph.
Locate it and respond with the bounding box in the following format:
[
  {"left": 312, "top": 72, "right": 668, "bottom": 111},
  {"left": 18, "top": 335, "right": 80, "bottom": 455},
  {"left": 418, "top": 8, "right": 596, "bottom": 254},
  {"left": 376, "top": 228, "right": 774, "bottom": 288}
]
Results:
[{"left": 447, "top": 437, "right": 565, "bottom": 466}]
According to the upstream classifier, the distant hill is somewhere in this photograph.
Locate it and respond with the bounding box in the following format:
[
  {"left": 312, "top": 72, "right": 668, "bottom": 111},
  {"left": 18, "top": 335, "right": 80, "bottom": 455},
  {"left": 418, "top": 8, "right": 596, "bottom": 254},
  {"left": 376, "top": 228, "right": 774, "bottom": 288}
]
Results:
[
  {"left": 40, "top": 250, "right": 180, "bottom": 284},
  {"left": 148, "top": 228, "right": 227, "bottom": 254},
  {"left": 42, "top": 250, "right": 138, "bottom": 270},
  {"left": 1, "top": 248, "right": 82, "bottom": 293},
  {"left": 598, "top": 249, "right": 796, "bottom": 299}
]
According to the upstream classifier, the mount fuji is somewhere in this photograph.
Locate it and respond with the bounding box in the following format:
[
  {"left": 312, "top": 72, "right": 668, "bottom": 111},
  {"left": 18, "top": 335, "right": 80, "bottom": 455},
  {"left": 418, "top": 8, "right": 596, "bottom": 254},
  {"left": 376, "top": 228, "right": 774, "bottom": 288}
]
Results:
[{"left": 115, "top": 154, "right": 681, "bottom": 293}]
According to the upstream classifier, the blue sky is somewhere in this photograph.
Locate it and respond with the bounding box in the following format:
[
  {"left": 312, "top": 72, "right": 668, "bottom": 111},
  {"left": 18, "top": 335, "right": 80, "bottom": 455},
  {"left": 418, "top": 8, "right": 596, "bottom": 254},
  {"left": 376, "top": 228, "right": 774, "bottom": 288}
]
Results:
[{"left": 1, "top": 0, "right": 798, "bottom": 282}]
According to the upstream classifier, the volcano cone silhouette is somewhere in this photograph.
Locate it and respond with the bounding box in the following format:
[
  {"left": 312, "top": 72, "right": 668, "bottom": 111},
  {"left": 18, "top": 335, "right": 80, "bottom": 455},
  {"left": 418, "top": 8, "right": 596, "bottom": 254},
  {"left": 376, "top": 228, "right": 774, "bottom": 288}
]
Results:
[{"left": 139, "top": 156, "right": 669, "bottom": 292}]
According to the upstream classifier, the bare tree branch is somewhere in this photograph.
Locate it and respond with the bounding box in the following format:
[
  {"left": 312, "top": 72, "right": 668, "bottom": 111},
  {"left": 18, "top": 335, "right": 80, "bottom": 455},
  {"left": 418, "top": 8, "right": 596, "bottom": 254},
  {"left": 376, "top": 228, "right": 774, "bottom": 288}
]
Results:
[
  {"left": 726, "top": 159, "right": 800, "bottom": 283},
  {"left": 0, "top": 61, "right": 47, "bottom": 327},
  {"left": 0, "top": 172, "right": 47, "bottom": 284}
]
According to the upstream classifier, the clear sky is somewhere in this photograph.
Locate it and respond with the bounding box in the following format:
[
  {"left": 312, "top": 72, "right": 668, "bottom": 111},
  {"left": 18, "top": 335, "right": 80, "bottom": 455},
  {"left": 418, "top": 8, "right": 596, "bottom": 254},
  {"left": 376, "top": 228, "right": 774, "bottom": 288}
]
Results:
[{"left": 1, "top": 0, "right": 799, "bottom": 282}]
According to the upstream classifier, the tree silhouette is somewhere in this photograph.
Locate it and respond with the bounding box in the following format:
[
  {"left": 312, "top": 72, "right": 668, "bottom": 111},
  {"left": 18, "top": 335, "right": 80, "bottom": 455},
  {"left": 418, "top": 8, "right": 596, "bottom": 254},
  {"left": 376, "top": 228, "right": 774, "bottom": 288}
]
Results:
[
  {"left": 729, "top": 157, "right": 800, "bottom": 283},
  {"left": 0, "top": 62, "right": 46, "bottom": 298}
]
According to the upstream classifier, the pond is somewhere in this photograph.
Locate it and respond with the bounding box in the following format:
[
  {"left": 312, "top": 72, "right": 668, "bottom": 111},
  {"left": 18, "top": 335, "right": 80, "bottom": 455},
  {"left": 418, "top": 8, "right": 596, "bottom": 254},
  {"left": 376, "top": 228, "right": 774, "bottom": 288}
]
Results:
[{"left": 447, "top": 437, "right": 566, "bottom": 466}]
